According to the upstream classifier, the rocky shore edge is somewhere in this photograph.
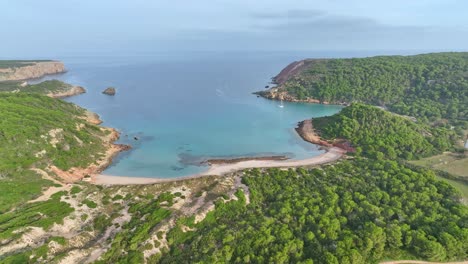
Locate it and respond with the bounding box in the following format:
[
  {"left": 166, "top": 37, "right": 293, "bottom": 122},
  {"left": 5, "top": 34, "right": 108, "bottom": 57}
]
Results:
[
  {"left": 48, "top": 85, "right": 86, "bottom": 99},
  {"left": 295, "top": 119, "right": 355, "bottom": 152},
  {"left": 50, "top": 111, "right": 131, "bottom": 183},
  {"left": 254, "top": 89, "right": 349, "bottom": 106}
]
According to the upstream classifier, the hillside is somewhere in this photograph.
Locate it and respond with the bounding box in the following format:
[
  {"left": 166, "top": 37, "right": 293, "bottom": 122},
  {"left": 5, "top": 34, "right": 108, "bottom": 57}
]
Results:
[
  {"left": 312, "top": 103, "right": 457, "bottom": 160},
  {"left": 160, "top": 160, "right": 468, "bottom": 263},
  {"left": 257, "top": 52, "right": 468, "bottom": 128},
  {"left": 0, "top": 93, "right": 119, "bottom": 212}
]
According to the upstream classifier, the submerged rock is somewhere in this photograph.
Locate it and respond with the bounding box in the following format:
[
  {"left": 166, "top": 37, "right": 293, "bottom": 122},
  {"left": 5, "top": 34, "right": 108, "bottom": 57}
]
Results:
[{"left": 102, "top": 87, "right": 116, "bottom": 96}]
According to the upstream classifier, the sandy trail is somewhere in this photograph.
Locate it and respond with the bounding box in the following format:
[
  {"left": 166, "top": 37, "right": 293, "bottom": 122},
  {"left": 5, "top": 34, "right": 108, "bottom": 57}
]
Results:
[
  {"left": 93, "top": 147, "right": 345, "bottom": 185},
  {"left": 28, "top": 168, "right": 71, "bottom": 203}
]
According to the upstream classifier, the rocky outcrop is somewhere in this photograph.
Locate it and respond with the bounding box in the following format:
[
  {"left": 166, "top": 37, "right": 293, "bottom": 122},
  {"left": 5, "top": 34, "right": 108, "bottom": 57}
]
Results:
[
  {"left": 255, "top": 89, "right": 330, "bottom": 104},
  {"left": 102, "top": 87, "right": 116, "bottom": 96},
  {"left": 0, "top": 61, "right": 66, "bottom": 81},
  {"left": 296, "top": 119, "right": 355, "bottom": 152},
  {"left": 48, "top": 86, "right": 86, "bottom": 99},
  {"left": 273, "top": 60, "right": 306, "bottom": 85},
  {"left": 295, "top": 119, "right": 332, "bottom": 147},
  {"left": 255, "top": 58, "right": 352, "bottom": 105}
]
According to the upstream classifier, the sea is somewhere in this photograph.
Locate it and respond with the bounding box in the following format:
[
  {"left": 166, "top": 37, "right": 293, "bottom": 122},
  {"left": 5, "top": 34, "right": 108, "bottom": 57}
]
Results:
[{"left": 29, "top": 50, "right": 410, "bottom": 178}]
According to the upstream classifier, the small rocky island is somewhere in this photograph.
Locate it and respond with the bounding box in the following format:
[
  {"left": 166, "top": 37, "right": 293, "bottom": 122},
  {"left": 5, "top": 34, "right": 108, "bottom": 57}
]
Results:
[{"left": 102, "top": 87, "right": 116, "bottom": 96}]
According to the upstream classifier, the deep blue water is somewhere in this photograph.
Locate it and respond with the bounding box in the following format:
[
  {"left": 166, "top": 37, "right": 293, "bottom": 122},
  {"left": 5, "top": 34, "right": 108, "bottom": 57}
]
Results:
[{"left": 33, "top": 52, "right": 346, "bottom": 178}]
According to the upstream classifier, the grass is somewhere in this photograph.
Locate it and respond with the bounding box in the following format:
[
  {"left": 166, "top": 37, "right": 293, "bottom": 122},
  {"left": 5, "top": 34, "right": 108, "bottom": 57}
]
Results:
[
  {"left": 411, "top": 152, "right": 468, "bottom": 177},
  {"left": 411, "top": 152, "right": 468, "bottom": 204},
  {"left": 0, "top": 169, "right": 53, "bottom": 213}
]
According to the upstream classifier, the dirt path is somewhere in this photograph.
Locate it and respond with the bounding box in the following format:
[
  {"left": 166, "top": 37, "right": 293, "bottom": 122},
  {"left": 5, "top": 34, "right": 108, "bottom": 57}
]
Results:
[{"left": 28, "top": 168, "right": 71, "bottom": 203}]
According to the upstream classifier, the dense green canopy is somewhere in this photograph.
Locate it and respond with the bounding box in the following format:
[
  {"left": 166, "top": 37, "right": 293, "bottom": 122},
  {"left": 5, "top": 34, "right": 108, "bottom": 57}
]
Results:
[
  {"left": 277, "top": 52, "right": 468, "bottom": 126},
  {"left": 161, "top": 160, "right": 468, "bottom": 263},
  {"left": 313, "top": 103, "right": 458, "bottom": 160}
]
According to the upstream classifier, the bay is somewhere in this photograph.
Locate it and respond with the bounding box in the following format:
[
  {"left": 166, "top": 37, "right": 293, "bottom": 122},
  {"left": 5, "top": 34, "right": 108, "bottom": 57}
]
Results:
[{"left": 35, "top": 52, "right": 344, "bottom": 178}]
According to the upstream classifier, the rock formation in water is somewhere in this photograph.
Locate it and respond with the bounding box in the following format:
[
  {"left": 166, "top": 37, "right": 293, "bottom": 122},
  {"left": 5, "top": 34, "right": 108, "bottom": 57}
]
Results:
[
  {"left": 102, "top": 87, "right": 116, "bottom": 96},
  {"left": 0, "top": 61, "right": 66, "bottom": 81}
]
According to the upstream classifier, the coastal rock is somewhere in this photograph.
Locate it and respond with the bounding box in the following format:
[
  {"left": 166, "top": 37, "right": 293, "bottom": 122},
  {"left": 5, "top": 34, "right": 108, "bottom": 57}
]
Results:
[
  {"left": 48, "top": 86, "right": 86, "bottom": 99},
  {"left": 102, "top": 87, "right": 116, "bottom": 96},
  {"left": 0, "top": 61, "right": 66, "bottom": 81}
]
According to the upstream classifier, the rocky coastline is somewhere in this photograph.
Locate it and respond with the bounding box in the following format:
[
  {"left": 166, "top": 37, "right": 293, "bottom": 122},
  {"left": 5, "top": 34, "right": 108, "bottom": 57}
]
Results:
[
  {"left": 0, "top": 61, "right": 66, "bottom": 81},
  {"left": 255, "top": 58, "right": 349, "bottom": 106},
  {"left": 51, "top": 112, "right": 131, "bottom": 183},
  {"left": 0, "top": 60, "right": 131, "bottom": 183},
  {"left": 47, "top": 85, "right": 86, "bottom": 98},
  {"left": 255, "top": 89, "right": 350, "bottom": 106},
  {"left": 295, "top": 119, "right": 355, "bottom": 153}
]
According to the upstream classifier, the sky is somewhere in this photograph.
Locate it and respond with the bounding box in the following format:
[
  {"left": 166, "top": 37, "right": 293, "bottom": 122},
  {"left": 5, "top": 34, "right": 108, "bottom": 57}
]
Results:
[{"left": 1, "top": 0, "right": 467, "bottom": 57}]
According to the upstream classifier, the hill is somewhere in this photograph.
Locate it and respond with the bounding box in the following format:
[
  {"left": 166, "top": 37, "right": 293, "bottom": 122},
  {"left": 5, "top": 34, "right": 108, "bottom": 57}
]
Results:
[
  {"left": 257, "top": 52, "right": 468, "bottom": 129},
  {"left": 311, "top": 103, "right": 458, "bottom": 160},
  {"left": 0, "top": 93, "right": 117, "bottom": 212}
]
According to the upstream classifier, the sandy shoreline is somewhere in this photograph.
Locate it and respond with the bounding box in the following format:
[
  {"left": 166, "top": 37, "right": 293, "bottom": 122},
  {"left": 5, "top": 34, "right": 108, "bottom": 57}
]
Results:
[{"left": 92, "top": 147, "right": 345, "bottom": 185}]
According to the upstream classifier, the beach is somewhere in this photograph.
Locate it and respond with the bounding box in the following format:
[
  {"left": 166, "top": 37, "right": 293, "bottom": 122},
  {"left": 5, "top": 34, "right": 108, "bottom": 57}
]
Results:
[{"left": 92, "top": 147, "right": 345, "bottom": 185}]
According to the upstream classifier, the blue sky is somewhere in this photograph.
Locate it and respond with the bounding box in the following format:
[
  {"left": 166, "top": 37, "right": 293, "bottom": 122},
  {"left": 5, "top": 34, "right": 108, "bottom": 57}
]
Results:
[{"left": 1, "top": 0, "right": 467, "bottom": 57}]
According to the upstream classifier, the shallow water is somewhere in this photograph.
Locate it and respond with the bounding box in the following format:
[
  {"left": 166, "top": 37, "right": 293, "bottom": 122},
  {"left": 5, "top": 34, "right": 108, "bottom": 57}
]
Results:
[{"left": 35, "top": 52, "right": 344, "bottom": 178}]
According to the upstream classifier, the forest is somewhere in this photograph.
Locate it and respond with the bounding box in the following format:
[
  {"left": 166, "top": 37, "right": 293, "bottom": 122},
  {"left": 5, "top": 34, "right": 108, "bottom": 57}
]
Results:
[
  {"left": 274, "top": 52, "right": 468, "bottom": 127},
  {"left": 312, "top": 103, "right": 459, "bottom": 160},
  {"left": 160, "top": 160, "right": 468, "bottom": 263}
]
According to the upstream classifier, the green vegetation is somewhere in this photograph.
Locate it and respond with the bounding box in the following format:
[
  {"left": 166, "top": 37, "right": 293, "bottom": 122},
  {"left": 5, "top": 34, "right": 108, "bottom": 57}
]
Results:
[
  {"left": 1, "top": 243, "right": 50, "bottom": 263},
  {"left": 82, "top": 199, "right": 98, "bottom": 208},
  {"left": 0, "top": 191, "right": 73, "bottom": 241},
  {"left": 0, "top": 60, "right": 50, "bottom": 69},
  {"left": 0, "top": 93, "right": 105, "bottom": 212},
  {"left": 410, "top": 152, "right": 468, "bottom": 178},
  {"left": 0, "top": 79, "right": 75, "bottom": 94},
  {"left": 409, "top": 152, "right": 468, "bottom": 204},
  {"left": 0, "top": 81, "right": 22, "bottom": 92},
  {"left": 161, "top": 160, "right": 468, "bottom": 263},
  {"left": 313, "top": 103, "right": 457, "bottom": 160},
  {"left": 1, "top": 54, "right": 467, "bottom": 263},
  {"left": 435, "top": 176, "right": 468, "bottom": 204},
  {"left": 274, "top": 52, "right": 468, "bottom": 127},
  {"left": 95, "top": 193, "right": 173, "bottom": 263},
  {"left": 70, "top": 186, "right": 82, "bottom": 194}
]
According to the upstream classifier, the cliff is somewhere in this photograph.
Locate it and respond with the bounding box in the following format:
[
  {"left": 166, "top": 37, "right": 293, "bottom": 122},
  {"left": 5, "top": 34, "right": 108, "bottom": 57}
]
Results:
[{"left": 0, "top": 61, "right": 66, "bottom": 81}]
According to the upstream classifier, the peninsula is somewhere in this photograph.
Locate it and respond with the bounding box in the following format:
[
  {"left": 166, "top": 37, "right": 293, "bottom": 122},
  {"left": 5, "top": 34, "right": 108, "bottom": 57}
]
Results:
[{"left": 0, "top": 60, "right": 65, "bottom": 81}]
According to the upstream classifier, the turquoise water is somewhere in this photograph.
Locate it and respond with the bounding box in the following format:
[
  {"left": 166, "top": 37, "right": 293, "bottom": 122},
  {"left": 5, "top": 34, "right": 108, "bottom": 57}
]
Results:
[{"left": 35, "top": 52, "right": 343, "bottom": 178}]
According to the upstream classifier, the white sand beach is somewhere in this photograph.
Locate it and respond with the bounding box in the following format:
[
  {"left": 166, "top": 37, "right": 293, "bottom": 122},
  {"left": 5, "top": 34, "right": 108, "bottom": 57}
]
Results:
[{"left": 93, "top": 147, "right": 345, "bottom": 185}]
